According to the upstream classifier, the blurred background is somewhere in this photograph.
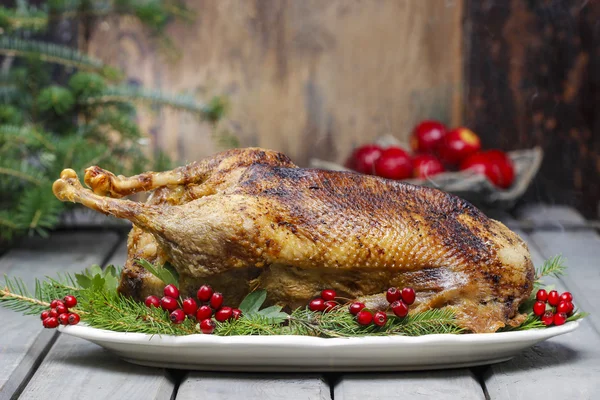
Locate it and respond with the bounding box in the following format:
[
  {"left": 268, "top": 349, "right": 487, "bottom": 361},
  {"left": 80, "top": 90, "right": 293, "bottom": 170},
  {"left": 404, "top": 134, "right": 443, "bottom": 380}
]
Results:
[{"left": 0, "top": 0, "right": 598, "bottom": 247}]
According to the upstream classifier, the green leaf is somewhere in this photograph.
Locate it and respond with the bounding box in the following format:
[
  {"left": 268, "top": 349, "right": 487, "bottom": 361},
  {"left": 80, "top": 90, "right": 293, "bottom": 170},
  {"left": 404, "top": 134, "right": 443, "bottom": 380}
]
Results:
[
  {"left": 136, "top": 259, "right": 178, "bottom": 286},
  {"left": 238, "top": 290, "right": 267, "bottom": 315},
  {"left": 257, "top": 305, "right": 288, "bottom": 323},
  {"left": 74, "top": 273, "right": 92, "bottom": 289}
]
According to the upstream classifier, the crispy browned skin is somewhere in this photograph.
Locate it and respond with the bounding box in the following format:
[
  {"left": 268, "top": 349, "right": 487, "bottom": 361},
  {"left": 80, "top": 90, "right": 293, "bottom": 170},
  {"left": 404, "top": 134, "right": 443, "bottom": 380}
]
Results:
[{"left": 52, "top": 148, "right": 534, "bottom": 333}]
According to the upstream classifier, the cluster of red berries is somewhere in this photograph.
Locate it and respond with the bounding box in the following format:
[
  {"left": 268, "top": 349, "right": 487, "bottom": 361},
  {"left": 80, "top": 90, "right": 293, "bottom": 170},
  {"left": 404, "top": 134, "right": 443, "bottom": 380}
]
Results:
[
  {"left": 40, "top": 295, "right": 80, "bottom": 329},
  {"left": 144, "top": 284, "right": 241, "bottom": 334},
  {"left": 533, "top": 289, "right": 574, "bottom": 326},
  {"left": 309, "top": 287, "right": 416, "bottom": 327},
  {"left": 308, "top": 289, "right": 339, "bottom": 312}
]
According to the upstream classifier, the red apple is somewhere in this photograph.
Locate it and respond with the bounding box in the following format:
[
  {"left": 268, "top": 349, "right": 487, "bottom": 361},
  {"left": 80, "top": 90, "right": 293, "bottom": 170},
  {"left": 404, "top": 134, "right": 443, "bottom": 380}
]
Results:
[
  {"left": 374, "top": 147, "right": 413, "bottom": 180},
  {"left": 484, "top": 150, "right": 515, "bottom": 189},
  {"left": 345, "top": 144, "right": 382, "bottom": 175},
  {"left": 439, "top": 127, "right": 481, "bottom": 166},
  {"left": 412, "top": 154, "right": 445, "bottom": 179},
  {"left": 460, "top": 150, "right": 515, "bottom": 189},
  {"left": 411, "top": 120, "right": 447, "bottom": 154}
]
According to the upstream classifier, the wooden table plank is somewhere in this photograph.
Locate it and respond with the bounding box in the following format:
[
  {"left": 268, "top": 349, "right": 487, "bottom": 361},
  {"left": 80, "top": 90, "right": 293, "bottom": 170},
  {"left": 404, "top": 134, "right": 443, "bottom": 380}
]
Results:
[
  {"left": 482, "top": 209, "right": 600, "bottom": 399},
  {"left": 19, "top": 336, "right": 175, "bottom": 400},
  {"left": 18, "top": 238, "right": 177, "bottom": 400},
  {"left": 0, "top": 232, "right": 119, "bottom": 399},
  {"left": 334, "top": 370, "right": 485, "bottom": 400},
  {"left": 176, "top": 373, "right": 331, "bottom": 400}
]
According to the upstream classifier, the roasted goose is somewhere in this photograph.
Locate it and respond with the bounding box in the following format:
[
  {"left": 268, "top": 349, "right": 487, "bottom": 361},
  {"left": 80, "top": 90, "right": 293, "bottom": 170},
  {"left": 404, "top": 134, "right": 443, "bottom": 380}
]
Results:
[{"left": 52, "top": 148, "right": 534, "bottom": 333}]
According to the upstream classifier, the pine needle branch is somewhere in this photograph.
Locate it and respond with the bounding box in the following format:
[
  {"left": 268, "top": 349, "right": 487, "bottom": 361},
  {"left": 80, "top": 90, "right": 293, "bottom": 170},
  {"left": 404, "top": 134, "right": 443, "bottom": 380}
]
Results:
[
  {"left": 81, "top": 86, "right": 224, "bottom": 120},
  {"left": 535, "top": 255, "right": 566, "bottom": 287},
  {"left": 0, "top": 37, "right": 117, "bottom": 77},
  {"left": 0, "top": 166, "right": 43, "bottom": 185}
]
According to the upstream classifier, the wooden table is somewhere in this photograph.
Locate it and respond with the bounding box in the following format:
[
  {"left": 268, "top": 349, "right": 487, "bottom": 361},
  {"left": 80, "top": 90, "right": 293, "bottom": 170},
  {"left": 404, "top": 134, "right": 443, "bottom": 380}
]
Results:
[{"left": 1, "top": 204, "right": 599, "bottom": 400}]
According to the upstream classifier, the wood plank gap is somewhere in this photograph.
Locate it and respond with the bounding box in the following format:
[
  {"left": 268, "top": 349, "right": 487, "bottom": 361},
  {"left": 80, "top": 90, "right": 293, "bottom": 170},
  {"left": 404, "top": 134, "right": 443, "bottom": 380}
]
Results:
[{"left": 0, "top": 330, "right": 58, "bottom": 400}]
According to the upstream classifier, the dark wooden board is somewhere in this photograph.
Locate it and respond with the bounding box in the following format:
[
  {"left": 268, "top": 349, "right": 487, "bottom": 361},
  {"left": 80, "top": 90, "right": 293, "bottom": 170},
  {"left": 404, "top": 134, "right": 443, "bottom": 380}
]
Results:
[{"left": 465, "top": 0, "right": 600, "bottom": 218}]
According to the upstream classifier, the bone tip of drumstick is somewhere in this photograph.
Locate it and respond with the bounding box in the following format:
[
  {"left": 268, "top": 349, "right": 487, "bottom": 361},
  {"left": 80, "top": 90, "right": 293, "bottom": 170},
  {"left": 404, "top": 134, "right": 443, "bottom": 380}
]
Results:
[{"left": 60, "top": 168, "right": 78, "bottom": 180}]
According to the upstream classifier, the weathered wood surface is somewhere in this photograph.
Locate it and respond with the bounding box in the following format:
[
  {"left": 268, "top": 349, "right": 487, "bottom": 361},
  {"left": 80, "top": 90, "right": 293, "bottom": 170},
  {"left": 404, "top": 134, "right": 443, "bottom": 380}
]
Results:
[
  {"left": 482, "top": 208, "right": 600, "bottom": 399},
  {"left": 177, "top": 373, "right": 331, "bottom": 400},
  {"left": 87, "top": 0, "right": 464, "bottom": 166},
  {"left": 0, "top": 232, "right": 119, "bottom": 399},
  {"left": 465, "top": 0, "right": 600, "bottom": 218},
  {"left": 19, "top": 239, "right": 177, "bottom": 400},
  {"left": 334, "top": 370, "right": 485, "bottom": 400}
]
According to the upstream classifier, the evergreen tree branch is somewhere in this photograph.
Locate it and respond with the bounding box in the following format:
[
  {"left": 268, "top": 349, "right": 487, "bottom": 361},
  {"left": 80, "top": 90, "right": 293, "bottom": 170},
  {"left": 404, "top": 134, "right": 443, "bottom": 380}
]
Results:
[
  {"left": 0, "top": 6, "right": 48, "bottom": 32},
  {"left": 81, "top": 86, "right": 224, "bottom": 120},
  {"left": 0, "top": 166, "right": 43, "bottom": 185},
  {"left": 0, "top": 37, "right": 118, "bottom": 78}
]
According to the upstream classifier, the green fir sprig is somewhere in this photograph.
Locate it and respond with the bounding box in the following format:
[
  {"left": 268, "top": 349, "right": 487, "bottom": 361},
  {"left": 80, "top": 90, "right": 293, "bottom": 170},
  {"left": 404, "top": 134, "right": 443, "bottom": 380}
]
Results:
[{"left": 534, "top": 255, "right": 566, "bottom": 286}]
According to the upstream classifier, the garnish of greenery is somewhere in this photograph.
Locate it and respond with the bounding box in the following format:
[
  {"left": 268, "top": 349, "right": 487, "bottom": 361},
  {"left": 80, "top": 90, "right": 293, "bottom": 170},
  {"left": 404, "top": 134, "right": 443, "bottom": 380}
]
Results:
[
  {"left": 0, "top": 255, "right": 588, "bottom": 337},
  {"left": 534, "top": 255, "right": 566, "bottom": 287},
  {"left": 136, "top": 259, "right": 179, "bottom": 287}
]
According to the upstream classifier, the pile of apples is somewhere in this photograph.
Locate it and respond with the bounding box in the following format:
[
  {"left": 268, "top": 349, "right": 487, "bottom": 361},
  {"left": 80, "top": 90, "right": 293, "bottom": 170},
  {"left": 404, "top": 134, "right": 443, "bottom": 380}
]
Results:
[{"left": 345, "top": 120, "right": 515, "bottom": 189}]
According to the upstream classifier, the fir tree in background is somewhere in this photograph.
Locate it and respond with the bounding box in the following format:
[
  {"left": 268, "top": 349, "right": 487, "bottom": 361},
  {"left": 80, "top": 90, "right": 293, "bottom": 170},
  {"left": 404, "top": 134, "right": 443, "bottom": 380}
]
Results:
[{"left": 0, "top": 1, "right": 228, "bottom": 246}]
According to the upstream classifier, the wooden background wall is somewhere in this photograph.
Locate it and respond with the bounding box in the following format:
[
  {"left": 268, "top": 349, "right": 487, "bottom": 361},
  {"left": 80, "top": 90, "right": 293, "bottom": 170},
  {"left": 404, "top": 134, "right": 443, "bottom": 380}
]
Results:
[
  {"left": 86, "top": 0, "right": 599, "bottom": 218},
  {"left": 87, "top": 0, "right": 464, "bottom": 167}
]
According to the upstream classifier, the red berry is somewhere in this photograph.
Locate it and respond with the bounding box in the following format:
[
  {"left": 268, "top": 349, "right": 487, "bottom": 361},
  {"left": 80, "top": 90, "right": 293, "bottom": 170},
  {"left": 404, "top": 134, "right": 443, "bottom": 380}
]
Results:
[
  {"left": 533, "top": 301, "right": 546, "bottom": 316},
  {"left": 63, "top": 295, "right": 77, "bottom": 308},
  {"left": 58, "top": 313, "right": 70, "bottom": 325},
  {"left": 386, "top": 287, "right": 401, "bottom": 303},
  {"left": 323, "top": 301, "right": 337, "bottom": 312},
  {"left": 200, "top": 318, "right": 216, "bottom": 334},
  {"left": 356, "top": 310, "right": 373, "bottom": 326},
  {"left": 373, "top": 311, "right": 388, "bottom": 327},
  {"left": 391, "top": 301, "right": 409, "bottom": 318},
  {"left": 309, "top": 298, "right": 326, "bottom": 312},
  {"left": 197, "top": 285, "right": 213, "bottom": 302},
  {"left": 215, "top": 306, "right": 233, "bottom": 322},
  {"left": 232, "top": 308, "right": 242, "bottom": 320},
  {"left": 557, "top": 301, "right": 572, "bottom": 314},
  {"left": 49, "top": 308, "right": 59, "bottom": 318},
  {"left": 560, "top": 292, "right": 573, "bottom": 303},
  {"left": 144, "top": 295, "right": 160, "bottom": 308},
  {"left": 547, "top": 290, "right": 560, "bottom": 307},
  {"left": 163, "top": 284, "right": 179, "bottom": 299},
  {"left": 321, "top": 289, "right": 336, "bottom": 301},
  {"left": 553, "top": 312, "right": 567, "bottom": 326},
  {"left": 50, "top": 299, "right": 64, "bottom": 309},
  {"left": 349, "top": 302, "right": 366, "bottom": 315},
  {"left": 565, "top": 301, "right": 575, "bottom": 315},
  {"left": 541, "top": 311, "right": 554, "bottom": 326},
  {"left": 401, "top": 288, "right": 416, "bottom": 305},
  {"left": 182, "top": 298, "right": 198, "bottom": 315},
  {"left": 345, "top": 144, "right": 383, "bottom": 175},
  {"left": 43, "top": 317, "right": 59, "bottom": 329},
  {"left": 55, "top": 304, "right": 68, "bottom": 315},
  {"left": 40, "top": 310, "right": 50, "bottom": 320},
  {"left": 196, "top": 305, "right": 213, "bottom": 321},
  {"left": 160, "top": 296, "right": 178, "bottom": 312},
  {"left": 67, "top": 313, "right": 80, "bottom": 325},
  {"left": 169, "top": 309, "right": 185, "bottom": 324},
  {"left": 536, "top": 289, "right": 548, "bottom": 302},
  {"left": 210, "top": 292, "right": 224, "bottom": 310}
]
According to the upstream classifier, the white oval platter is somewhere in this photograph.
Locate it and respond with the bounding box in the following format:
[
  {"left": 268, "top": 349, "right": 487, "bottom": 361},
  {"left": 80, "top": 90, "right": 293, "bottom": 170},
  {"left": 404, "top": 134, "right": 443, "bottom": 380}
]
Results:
[{"left": 58, "top": 320, "right": 579, "bottom": 372}]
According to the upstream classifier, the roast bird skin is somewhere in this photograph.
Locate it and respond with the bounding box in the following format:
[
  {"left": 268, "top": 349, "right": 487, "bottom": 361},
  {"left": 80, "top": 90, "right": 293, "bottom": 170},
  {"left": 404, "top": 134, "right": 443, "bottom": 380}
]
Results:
[{"left": 53, "top": 148, "right": 534, "bottom": 333}]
